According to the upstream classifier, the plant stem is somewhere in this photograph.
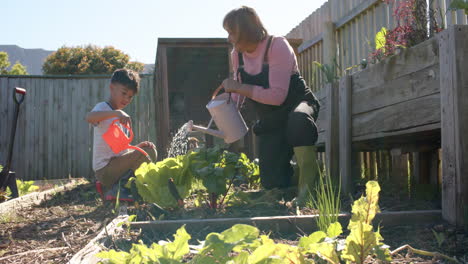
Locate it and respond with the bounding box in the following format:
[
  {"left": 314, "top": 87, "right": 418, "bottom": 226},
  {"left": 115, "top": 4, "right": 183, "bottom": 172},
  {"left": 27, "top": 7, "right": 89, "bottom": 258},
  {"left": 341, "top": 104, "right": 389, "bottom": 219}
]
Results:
[{"left": 390, "top": 244, "right": 460, "bottom": 263}]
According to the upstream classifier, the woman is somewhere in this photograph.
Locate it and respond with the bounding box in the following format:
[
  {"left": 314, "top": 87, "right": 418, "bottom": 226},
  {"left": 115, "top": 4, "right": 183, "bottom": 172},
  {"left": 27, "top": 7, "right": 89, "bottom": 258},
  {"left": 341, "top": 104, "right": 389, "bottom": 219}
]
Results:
[{"left": 220, "top": 6, "right": 321, "bottom": 198}]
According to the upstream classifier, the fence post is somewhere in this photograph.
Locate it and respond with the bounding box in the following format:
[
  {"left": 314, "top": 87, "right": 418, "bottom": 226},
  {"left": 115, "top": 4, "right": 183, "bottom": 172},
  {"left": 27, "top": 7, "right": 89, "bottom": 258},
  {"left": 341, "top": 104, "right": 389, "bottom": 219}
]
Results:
[
  {"left": 339, "top": 74, "right": 353, "bottom": 195},
  {"left": 322, "top": 21, "right": 337, "bottom": 66},
  {"left": 439, "top": 25, "right": 468, "bottom": 226},
  {"left": 154, "top": 46, "right": 170, "bottom": 160},
  {"left": 325, "top": 81, "right": 339, "bottom": 182}
]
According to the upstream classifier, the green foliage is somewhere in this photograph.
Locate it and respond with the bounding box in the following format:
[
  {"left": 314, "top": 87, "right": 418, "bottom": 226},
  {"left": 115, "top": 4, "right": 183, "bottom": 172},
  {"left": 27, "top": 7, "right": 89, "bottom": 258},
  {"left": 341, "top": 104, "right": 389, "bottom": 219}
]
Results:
[
  {"left": 448, "top": 0, "right": 468, "bottom": 14},
  {"left": 0, "top": 52, "right": 10, "bottom": 74},
  {"left": 97, "top": 181, "right": 393, "bottom": 263},
  {"left": 375, "top": 27, "right": 387, "bottom": 51},
  {"left": 341, "top": 181, "right": 391, "bottom": 264},
  {"left": 307, "top": 170, "right": 341, "bottom": 233},
  {"left": 96, "top": 225, "right": 191, "bottom": 264},
  {"left": 300, "top": 181, "right": 391, "bottom": 264},
  {"left": 128, "top": 156, "right": 193, "bottom": 208},
  {"left": 126, "top": 61, "right": 145, "bottom": 73},
  {"left": 0, "top": 52, "right": 28, "bottom": 75},
  {"left": 129, "top": 147, "right": 259, "bottom": 209},
  {"left": 9, "top": 62, "right": 28, "bottom": 75},
  {"left": 97, "top": 224, "right": 308, "bottom": 264},
  {"left": 6, "top": 179, "right": 39, "bottom": 197},
  {"left": 313, "top": 58, "right": 340, "bottom": 84},
  {"left": 42, "top": 45, "right": 143, "bottom": 75},
  {"left": 432, "top": 229, "right": 446, "bottom": 248}
]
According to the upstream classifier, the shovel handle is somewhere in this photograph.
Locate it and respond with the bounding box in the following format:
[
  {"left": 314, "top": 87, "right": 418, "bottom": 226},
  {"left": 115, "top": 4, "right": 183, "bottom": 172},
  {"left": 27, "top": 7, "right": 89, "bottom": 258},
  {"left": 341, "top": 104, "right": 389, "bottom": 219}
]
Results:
[{"left": 13, "top": 87, "right": 26, "bottom": 105}]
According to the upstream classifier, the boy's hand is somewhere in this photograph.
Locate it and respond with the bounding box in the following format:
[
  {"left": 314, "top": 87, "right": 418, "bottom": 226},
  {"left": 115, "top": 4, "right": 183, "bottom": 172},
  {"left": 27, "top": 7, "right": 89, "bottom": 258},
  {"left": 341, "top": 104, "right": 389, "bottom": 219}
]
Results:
[
  {"left": 116, "top": 110, "right": 131, "bottom": 126},
  {"left": 137, "top": 141, "right": 155, "bottom": 149}
]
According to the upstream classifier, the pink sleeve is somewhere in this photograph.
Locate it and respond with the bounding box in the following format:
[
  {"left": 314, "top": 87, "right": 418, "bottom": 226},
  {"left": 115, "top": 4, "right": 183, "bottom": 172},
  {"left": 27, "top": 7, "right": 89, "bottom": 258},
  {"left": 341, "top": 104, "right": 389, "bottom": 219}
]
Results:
[{"left": 250, "top": 37, "right": 294, "bottom": 106}]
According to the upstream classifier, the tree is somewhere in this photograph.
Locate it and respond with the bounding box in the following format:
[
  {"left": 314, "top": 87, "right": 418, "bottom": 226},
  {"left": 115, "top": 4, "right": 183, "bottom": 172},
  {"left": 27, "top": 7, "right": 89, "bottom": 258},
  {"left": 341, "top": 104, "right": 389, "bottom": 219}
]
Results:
[
  {"left": 0, "top": 51, "right": 28, "bottom": 75},
  {"left": 42, "top": 45, "right": 145, "bottom": 75},
  {"left": 126, "top": 61, "right": 145, "bottom": 73},
  {"left": 9, "top": 62, "right": 28, "bottom": 75}
]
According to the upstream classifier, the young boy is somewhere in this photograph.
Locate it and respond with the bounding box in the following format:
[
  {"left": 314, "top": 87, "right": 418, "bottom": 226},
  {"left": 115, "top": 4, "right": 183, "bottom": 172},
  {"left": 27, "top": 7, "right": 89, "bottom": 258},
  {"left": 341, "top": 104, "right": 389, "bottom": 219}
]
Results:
[{"left": 86, "top": 69, "right": 157, "bottom": 200}]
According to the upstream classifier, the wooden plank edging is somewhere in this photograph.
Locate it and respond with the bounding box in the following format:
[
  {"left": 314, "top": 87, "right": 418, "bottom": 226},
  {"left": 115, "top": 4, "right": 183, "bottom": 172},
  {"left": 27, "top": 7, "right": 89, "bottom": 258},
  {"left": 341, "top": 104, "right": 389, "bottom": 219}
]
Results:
[
  {"left": 0, "top": 179, "right": 83, "bottom": 215},
  {"left": 130, "top": 210, "right": 442, "bottom": 235},
  {"left": 68, "top": 205, "right": 128, "bottom": 264}
]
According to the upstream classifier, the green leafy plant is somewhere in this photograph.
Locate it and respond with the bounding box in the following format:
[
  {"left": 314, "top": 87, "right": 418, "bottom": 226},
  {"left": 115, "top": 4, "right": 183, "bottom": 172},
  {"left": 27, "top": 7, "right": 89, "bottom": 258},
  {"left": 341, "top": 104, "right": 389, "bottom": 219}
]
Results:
[
  {"left": 97, "top": 225, "right": 191, "bottom": 263},
  {"left": 5, "top": 179, "right": 39, "bottom": 197},
  {"left": 431, "top": 229, "right": 446, "bottom": 248},
  {"left": 97, "top": 224, "right": 307, "bottom": 264},
  {"left": 313, "top": 58, "right": 340, "bottom": 85},
  {"left": 300, "top": 181, "right": 392, "bottom": 264},
  {"left": 117, "top": 215, "right": 137, "bottom": 234},
  {"left": 128, "top": 147, "right": 259, "bottom": 209},
  {"left": 307, "top": 170, "right": 341, "bottom": 233},
  {"left": 448, "top": 0, "right": 468, "bottom": 15}
]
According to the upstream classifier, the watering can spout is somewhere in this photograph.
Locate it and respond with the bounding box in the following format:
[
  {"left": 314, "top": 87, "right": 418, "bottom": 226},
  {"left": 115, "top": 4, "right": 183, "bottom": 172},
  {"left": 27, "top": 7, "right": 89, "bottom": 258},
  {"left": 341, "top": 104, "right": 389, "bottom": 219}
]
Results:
[{"left": 187, "top": 120, "right": 225, "bottom": 139}]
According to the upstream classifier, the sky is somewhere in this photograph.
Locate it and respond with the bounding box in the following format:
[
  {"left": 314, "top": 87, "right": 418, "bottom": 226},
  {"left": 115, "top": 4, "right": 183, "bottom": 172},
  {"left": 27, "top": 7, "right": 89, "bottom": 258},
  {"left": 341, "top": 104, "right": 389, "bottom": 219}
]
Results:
[{"left": 2, "top": 0, "right": 327, "bottom": 64}]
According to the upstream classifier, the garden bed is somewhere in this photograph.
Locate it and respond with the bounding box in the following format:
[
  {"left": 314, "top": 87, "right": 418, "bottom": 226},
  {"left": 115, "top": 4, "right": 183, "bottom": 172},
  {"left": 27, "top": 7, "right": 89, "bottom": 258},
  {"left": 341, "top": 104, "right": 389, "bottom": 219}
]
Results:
[
  {"left": 87, "top": 211, "right": 466, "bottom": 263},
  {"left": 0, "top": 181, "right": 114, "bottom": 264}
]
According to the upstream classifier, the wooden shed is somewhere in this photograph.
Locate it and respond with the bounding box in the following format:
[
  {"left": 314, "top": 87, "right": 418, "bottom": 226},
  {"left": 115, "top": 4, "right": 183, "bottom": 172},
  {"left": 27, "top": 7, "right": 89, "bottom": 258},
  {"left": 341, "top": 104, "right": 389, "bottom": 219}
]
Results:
[{"left": 153, "top": 38, "right": 302, "bottom": 159}]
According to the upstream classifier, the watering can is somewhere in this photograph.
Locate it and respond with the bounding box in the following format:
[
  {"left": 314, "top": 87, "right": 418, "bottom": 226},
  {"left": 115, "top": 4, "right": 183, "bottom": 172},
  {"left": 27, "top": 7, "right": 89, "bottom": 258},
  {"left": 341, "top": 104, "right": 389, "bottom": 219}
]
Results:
[
  {"left": 188, "top": 86, "right": 248, "bottom": 144},
  {"left": 102, "top": 119, "right": 152, "bottom": 161}
]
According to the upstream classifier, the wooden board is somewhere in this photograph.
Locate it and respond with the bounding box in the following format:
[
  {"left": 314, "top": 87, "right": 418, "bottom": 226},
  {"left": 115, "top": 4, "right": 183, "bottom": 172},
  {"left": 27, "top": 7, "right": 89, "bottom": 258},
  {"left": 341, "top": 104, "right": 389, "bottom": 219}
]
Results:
[
  {"left": 352, "top": 64, "right": 440, "bottom": 115},
  {"left": 440, "top": 25, "right": 468, "bottom": 226},
  {"left": 352, "top": 93, "right": 441, "bottom": 140}
]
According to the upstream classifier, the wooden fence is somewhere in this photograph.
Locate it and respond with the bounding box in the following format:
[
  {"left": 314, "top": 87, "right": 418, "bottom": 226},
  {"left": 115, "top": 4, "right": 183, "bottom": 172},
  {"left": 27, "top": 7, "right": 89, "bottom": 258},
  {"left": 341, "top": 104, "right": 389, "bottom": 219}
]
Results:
[
  {"left": 0, "top": 75, "right": 155, "bottom": 180},
  {"left": 287, "top": 0, "right": 468, "bottom": 92},
  {"left": 310, "top": 25, "right": 467, "bottom": 226}
]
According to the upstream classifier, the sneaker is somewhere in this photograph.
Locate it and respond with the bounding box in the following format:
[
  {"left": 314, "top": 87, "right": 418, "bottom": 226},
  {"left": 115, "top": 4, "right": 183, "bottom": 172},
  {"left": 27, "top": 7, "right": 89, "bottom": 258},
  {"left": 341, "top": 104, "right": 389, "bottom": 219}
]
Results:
[{"left": 104, "top": 182, "right": 134, "bottom": 202}]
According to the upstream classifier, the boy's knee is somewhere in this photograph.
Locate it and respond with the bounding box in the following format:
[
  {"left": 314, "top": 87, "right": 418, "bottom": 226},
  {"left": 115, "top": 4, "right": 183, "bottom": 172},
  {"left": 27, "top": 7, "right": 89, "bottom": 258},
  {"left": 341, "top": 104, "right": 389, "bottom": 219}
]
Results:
[{"left": 140, "top": 145, "right": 157, "bottom": 162}]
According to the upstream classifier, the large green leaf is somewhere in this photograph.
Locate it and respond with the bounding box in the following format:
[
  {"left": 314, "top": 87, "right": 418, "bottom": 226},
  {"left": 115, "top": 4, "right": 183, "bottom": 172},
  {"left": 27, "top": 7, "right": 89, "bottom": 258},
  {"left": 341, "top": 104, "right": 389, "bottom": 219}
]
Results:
[
  {"left": 348, "top": 181, "right": 380, "bottom": 230},
  {"left": 375, "top": 27, "right": 387, "bottom": 51},
  {"left": 298, "top": 231, "right": 326, "bottom": 249},
  {"left": 151, "top": 225, "right": 191, "bottom": 260},
  {"left": 326, "top": 222, "right": 343, "bottom": 238},
  {"left": 341, "top": 222, "right": 377, "bottom": 264},
  {"left": 95, "top": 250, "right": 130, "bottom": 264}
]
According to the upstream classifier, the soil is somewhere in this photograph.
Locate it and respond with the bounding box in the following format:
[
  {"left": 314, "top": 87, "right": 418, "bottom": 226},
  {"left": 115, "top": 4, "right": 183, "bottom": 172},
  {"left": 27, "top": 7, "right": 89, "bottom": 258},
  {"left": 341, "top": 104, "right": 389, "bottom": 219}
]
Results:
[{"left": 0, "top": 182, "right": 114, "bottom": 264}]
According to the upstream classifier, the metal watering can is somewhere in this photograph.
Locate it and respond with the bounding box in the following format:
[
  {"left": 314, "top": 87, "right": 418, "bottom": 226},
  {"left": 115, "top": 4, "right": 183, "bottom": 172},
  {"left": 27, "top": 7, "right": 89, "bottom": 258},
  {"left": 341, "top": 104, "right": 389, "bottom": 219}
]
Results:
[
  {"left": 102, "top": 119, "right": 152, "bottom": 161},
  {"left": 188, "top": 87, "right": 248, "bottom": 144}
]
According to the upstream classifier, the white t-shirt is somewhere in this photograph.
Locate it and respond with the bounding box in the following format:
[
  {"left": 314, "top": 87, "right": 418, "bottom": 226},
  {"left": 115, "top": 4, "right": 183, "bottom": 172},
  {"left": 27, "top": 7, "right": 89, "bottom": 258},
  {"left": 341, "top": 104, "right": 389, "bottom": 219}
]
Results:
[{"left": 91, "top": 102, "right": 130, "bottom": 171}]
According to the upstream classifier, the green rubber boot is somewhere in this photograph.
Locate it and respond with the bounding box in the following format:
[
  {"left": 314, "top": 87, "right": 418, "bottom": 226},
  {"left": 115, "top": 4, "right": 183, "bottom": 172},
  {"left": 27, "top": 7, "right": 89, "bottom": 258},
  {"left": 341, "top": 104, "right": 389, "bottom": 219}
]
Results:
[{"left": 294, "top": 146, "right": 320, "bottom": 204}]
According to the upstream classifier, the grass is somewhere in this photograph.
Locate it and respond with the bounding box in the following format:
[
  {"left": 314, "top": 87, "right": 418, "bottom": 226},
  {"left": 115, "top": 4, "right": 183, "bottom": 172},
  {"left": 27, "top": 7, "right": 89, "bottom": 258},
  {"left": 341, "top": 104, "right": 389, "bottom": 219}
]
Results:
[{"left": 307, "top": 168, "right": 341, "bottom": 232}]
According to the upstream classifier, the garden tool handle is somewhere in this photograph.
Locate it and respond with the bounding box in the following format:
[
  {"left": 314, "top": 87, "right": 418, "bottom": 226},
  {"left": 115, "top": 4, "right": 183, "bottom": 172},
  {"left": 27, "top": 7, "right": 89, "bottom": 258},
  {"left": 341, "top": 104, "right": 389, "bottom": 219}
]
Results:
[
  {"left": 13, "top": 87, "right": 26, "bottom": 105},
  {"left": 212, "top": 84, "right": 232, "bottom": 103},
  {"left": 110, "top": 119, "right": 134, "bottom": 142},
  {"left": 128, "top": 146, "right": 152, "bottom": 162}
]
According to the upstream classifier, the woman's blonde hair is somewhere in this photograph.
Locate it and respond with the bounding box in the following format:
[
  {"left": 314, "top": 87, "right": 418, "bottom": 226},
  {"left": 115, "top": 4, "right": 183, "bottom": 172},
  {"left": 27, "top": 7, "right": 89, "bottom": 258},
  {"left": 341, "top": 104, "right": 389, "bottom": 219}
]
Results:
[{"left": 223, "top": 6, "right": 268, "bottom": 44}]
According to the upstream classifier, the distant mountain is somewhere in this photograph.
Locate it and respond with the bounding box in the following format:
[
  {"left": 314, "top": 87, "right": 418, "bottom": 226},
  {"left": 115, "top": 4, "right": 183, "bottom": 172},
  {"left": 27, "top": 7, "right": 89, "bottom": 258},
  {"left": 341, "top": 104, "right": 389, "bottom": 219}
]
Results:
[
  {"left": 0, "top": 45, "right": 155, "bottom": 75},
  {"left": 143, "top": 64, "right": 155, "bottom": 74},
  {"left": 0, "top": 45, "right": 53, "bottom": 75}
]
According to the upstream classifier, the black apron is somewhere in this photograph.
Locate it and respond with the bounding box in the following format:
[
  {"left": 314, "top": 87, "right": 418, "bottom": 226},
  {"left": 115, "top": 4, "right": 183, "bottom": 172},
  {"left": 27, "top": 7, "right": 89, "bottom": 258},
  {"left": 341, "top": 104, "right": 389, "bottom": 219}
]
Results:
[{"left": 236, "top": 36, "right": 320, "bottom": 189}]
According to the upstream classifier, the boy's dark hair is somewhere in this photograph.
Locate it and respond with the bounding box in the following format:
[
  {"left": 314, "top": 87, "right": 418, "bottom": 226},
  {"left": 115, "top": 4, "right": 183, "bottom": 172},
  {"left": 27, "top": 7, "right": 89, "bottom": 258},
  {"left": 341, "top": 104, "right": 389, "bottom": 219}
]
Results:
[
  {"left": 223, "top": 6, "right": 268, "bottom": 45},
  {"left": 110, "top": 69, "right": 140, "bottom": 93}
]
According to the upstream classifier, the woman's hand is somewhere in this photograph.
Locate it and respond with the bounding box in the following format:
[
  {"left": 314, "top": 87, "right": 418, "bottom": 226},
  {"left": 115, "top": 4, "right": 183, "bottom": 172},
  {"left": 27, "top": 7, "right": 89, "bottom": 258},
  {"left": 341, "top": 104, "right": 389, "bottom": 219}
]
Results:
[
  {"left": 116, "top": 110, "right": 131, "bottom": 126},
  {"left": 222, "top": 78, "right": 254, "bottom": 98}
]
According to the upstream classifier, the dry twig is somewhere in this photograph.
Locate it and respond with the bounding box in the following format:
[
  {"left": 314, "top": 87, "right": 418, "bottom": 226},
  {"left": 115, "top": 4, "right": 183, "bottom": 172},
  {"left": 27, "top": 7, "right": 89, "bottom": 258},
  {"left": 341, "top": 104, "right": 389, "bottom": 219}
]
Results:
[{"left": 0, "top": 247, "right": 68, "bottom": 262}]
